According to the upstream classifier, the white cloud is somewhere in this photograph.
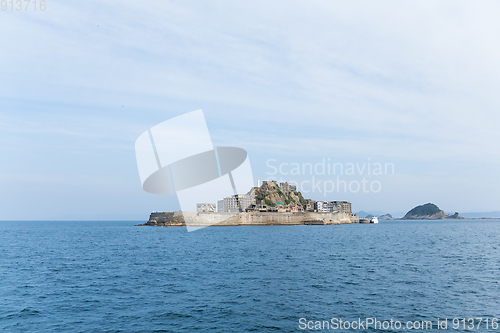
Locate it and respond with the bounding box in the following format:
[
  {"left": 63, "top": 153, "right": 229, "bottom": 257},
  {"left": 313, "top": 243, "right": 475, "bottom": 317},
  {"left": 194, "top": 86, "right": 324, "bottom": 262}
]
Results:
[{"left": 1, "top": 0, "right": 500, "bottom": 217}]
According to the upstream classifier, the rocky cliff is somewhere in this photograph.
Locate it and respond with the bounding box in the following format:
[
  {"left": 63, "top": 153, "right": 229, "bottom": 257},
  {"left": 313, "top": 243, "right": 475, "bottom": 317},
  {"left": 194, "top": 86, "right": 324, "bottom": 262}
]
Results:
[{"left": 252, "top": 181, "right": 307, "bottom": 209}]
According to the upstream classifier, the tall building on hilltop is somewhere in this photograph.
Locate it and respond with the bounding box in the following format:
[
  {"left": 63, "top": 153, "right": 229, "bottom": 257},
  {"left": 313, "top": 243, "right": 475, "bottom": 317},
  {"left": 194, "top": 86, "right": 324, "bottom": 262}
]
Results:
[{"left": 279, "top": 182, "right": 297, "bottom": 193}]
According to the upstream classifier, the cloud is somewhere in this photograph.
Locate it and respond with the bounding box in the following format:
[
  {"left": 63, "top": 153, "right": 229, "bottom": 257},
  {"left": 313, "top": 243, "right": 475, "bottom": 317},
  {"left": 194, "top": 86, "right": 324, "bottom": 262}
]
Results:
[{"left": 1, "top": 0, "right": 500, "bottom": 217}]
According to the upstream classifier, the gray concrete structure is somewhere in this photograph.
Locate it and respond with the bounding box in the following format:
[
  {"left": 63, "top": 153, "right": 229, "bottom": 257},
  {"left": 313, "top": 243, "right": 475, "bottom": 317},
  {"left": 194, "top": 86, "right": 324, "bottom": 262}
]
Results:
[
  {"left": 217, "top": 194, "right": 254, "bottom": 212},
  {"left": 196, "top": 203, "right": 216, "bottom": 213},
  {"left": 279, "top": 182, "right": 297, "bottom": 193},
  {"left": 315, "top": 200, "right": 352, "bottom": 214},
  {"left": 144, "top": 211, "right": 354, "bottom": 227}
]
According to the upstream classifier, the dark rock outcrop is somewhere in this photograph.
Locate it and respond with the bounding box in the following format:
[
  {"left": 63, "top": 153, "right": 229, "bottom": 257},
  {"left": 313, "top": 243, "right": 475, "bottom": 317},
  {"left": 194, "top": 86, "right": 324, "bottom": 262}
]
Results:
[{"left": 402, "top": 203, "right": 464, "bottom": 220}]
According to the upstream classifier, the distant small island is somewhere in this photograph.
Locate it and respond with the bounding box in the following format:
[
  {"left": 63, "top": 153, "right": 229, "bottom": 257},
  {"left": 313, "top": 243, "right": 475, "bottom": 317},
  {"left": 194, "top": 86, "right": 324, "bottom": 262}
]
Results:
[{"left": 401, "top": 203, "right": 464, "bottom": 220}]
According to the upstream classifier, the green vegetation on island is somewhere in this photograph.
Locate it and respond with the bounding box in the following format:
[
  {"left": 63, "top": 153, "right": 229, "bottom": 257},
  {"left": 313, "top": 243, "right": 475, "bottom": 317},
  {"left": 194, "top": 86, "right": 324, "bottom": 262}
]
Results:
[
  {"left": 253, "top": 181, "right": 307, "bottom": 210},
  {"left": 405, "top": 203, "right": 441, "bottom": 217}
]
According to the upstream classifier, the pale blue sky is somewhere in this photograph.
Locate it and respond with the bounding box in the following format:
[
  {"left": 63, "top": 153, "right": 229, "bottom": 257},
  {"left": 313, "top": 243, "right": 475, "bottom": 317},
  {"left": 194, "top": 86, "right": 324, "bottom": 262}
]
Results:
[{"left": 1, "top": 0, "right": 499, "bottom": 219}]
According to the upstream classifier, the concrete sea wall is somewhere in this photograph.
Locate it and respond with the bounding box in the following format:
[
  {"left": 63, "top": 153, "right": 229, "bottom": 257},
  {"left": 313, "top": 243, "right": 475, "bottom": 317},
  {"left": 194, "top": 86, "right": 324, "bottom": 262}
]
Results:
[{"left": 141, "top": 211, "right": 355, "bottom": 227}]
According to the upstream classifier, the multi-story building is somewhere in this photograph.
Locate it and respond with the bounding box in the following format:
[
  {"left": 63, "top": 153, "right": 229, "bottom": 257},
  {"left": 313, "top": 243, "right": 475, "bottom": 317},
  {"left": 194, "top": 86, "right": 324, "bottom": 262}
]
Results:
[
  {"left": 196, "top": 203, "right": 216, "bottom": 213},
  {"left": 315, "top": 201, "right": 329, "bottom": 212},
  {"left": 333, "top": 201, "right": 352, "bottom": 214},
  {"left": 217, "top": 194, "right": 255, "bottom": 212},
  {"left": 305, "top": 199, "right": 316, "bottom": 212},
  {"left": 315, "top": 201, "right": 352, "bottom": 214},
  {"left": 279, "top": 182, "right": 297, "bottom": 193}
]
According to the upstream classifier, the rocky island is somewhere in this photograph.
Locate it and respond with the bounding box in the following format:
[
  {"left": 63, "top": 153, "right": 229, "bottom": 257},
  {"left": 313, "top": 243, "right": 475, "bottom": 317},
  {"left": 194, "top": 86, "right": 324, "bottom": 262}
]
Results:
[
  {"left": 139, "top": 180, "right": 358, "bottom": 227},
  {"left": 401, "top": 203, "right": 464, "bottom": 220}
]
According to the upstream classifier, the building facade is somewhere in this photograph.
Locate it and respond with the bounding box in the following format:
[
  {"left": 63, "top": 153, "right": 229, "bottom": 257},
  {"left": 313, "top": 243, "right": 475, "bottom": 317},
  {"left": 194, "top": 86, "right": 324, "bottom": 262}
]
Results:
[
  {"left": 305, "top": 199, "right": 316, "bottom": 212},
  {"left": 315, "top": 201, "right": 352, "bottom": 214},
  {"left": 196, "top": 203, "right": 216, "bottom": 213},
  {"left": 279, "top": 182, "right": 297, "bottom": 193},
  {"left": 334, "top": 201, "right": 352, "bottom": 214},
  {"left": 217, "top": 194, "right": 255, "bottom": 212}
]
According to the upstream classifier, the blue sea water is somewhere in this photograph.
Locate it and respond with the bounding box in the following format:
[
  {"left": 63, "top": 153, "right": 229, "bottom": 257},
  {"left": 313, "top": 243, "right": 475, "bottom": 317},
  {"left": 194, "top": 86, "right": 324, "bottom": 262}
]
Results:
[{"left": 1, "top": 220, "right": 499, "bottom": 332}]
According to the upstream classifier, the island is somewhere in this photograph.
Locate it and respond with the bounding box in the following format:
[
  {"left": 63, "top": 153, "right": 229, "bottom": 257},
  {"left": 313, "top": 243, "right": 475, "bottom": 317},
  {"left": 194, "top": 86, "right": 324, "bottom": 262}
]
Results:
[
  {"left": 138, "top": 180, "right": 359, "bottom": 227},
  {"left": 401, "top": 203, "right": 464, "bottom": 220}
]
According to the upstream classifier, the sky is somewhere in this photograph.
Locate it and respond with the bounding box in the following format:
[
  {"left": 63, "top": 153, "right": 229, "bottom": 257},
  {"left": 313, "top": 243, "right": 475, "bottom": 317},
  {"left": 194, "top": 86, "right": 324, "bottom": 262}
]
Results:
[{"left": 1, "top": 0, "right": 499, "bottom": 219}]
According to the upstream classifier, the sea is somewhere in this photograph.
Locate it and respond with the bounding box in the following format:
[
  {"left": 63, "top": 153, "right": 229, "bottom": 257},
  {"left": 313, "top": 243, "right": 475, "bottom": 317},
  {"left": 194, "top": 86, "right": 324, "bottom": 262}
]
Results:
[{"left": 1, "top": 219, "right": 499, "bottom": 332}]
